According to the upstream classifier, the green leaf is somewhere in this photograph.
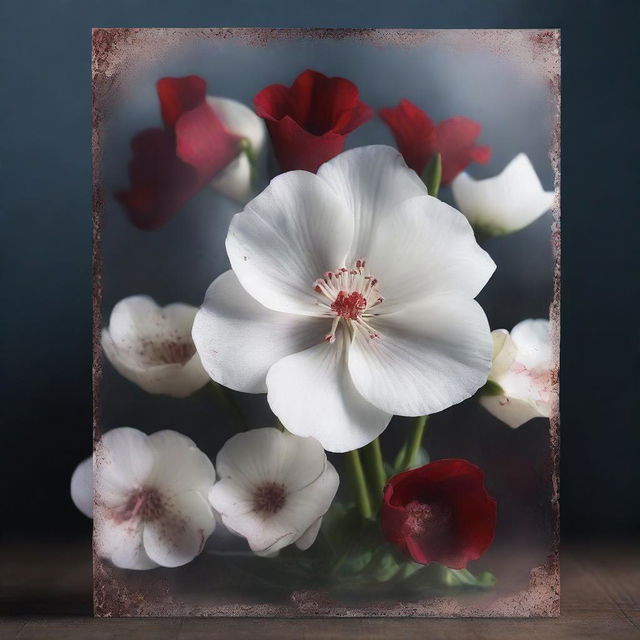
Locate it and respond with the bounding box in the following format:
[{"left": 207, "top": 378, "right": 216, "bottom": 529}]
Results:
[
  {"left": 439, "top": 567, "right": 497, "bottom": 589},
  {"left": 421, "top": 153, "right": 442, "bottom": 198}
]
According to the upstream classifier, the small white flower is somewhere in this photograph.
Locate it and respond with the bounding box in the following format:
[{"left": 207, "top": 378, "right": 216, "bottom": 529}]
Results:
[
  {"left": 102, "top": 296, "right": 210, "bottom": 398},
  {"left": 480, "top": 319, "right": 554, "bottom": 428},
  {"left": 71, "top": 456, "right": 94, "bottom": 518},
  {"left": 94, "top": 427, "right": 216, "bottom": 570},
  {"left": 209, "top": 428, "right": 339, "bottom": 556},
  {"left": 451, "top": 153, "right": 555, "bottom": 235},
  {"left": 208, "top": 97, "right": 266, "bottom": 203},
  {"left": 193, "top": 145, "right": 495, "bottom": 452}
]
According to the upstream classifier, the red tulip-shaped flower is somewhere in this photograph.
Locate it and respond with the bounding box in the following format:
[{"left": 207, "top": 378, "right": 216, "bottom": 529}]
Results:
[
  {"left": 381, "top": 459, "right": 497, "bottom": 569},
  {"left": 254, "top": 69, "right": 373, "bottom": 173},
  {"left": 380, "top": 99, "right": 491, "bottom": 186},
  {"left": 117, "top": 76, "right": 264, "bottom": 230}
]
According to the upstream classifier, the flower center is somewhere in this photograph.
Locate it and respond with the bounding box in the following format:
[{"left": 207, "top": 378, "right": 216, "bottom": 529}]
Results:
[
  {"left": 404, "top": 501, "right": 451, "bottom": 538},
  {"left": 116, "top": 487, "right": 165, "bottom": 523},
  {"left": 139, "top": 339, "right": 195, "bottom": 366},
  {"left": 313, "top": 260, "right": 384, "bottom": 343},
  {"left": 253, "top": 481, "right": 287, "bottom": 515}
]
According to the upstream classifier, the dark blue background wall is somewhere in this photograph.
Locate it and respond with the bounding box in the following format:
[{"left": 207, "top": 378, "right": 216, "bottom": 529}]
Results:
[{"left": 1, "top": 0, "right": 638, "bottom": 541}]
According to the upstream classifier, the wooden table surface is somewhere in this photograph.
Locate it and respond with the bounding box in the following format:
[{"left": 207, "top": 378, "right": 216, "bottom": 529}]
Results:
[{"left": 1, "top": 540, "right": 638, "bottom": 639}]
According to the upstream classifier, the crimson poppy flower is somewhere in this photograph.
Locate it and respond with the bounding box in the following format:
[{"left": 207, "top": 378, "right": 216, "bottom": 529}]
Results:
[
  {"left": 254, "top": 69, "right": 373, "bottom": 173},
  {"left": 380, "top": 99, "right": 491, "bottom": 186},
  {"left": 117, "top": 76, "right": 265, "bottom": 230},
  {"left": 381, "top": 458, "right": 496, "bottom": 569}
]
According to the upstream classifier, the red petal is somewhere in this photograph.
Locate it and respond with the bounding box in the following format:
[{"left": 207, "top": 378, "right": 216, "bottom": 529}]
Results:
[
  {"left": 380, "top": 458, "right": 497, "bottom": 569},
  {"left": 264, "top": 117, "right": 346, "bottom": 172},
  {"left": 175, "top": 100, "right": 243, "bottom": 181},
  {"left": 254, "top": 69, "right": 373, "bottom": 172},
  {"left": 379, "top": 100, "right": 437, "bottom": 174},
  {"left": 117, "top": 76, "right": 243, "bottom": 229},
  {"left": 435, "top": 116, "right": 491, "bottom": 185},
  {"left": 156, "top": 76, "right": 207, "bottom": 129},
  {"left": 116, "top": 129, "right": 202, "bottom": 230}
]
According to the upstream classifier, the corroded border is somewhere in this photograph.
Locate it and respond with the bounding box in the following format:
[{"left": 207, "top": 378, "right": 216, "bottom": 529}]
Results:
[{"left": 92, "top": 27, "right": 561, "bottom": 618}]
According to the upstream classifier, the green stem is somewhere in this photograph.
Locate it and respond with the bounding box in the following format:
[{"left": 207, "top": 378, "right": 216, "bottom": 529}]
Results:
[
  {"left": 345, "top": 449, "right": 373, "bottom": 520},
  {"left": 207, "top": 381, "right": 248, "bottom": 430},
  {"left": 401, "top": 415, "right": 428, "bottom": 470},
  {"left": 362, "top": 438, "right": 387, "bottom": 500},
  {"left": 422, "top": 153, "right": 442, "bottom": 198}
]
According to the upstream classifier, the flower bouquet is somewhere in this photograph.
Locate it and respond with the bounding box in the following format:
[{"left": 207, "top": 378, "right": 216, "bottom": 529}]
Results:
[{"left": 84, "top": 28, "right": 559, "bottom": 617}]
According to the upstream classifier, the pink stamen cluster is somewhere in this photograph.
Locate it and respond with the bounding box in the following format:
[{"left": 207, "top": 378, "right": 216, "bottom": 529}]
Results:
[{"left": 313, "top": 260, "right": 384, "bottom": 343}]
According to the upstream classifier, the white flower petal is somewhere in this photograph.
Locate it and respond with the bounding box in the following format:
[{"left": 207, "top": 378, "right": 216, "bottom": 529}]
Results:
[
  {"left": 479, "top": 393, "right": 545, "bottom": 429},
  {"left": 266, "top": 328, "right": 392, "bottom": 452},
  {"left": 481, "top": 319, "right": 552, "bottom": 428},
  {"left": 348, "top": 296, "right": 492, "bottom": 416},
  {"left": 210, "top": 429, "right": 339, "bottom": 554},
  {"left": 510, "top": 319, "right": 552, "bottom": 370},
  {"left": 220, "top": 510, "right": 300, "bottom": 555},
  {"left": 226, "top": 170, "right": 354, "bottom": 315},
  {"left": 106, "top": 295, "right": 160, "bottom": 346},
  {"left": 286, "top": 462, "right": 339, "bottom": 538},
  {"left": 146, "top": 430, "right": 216, "bottom": 498},
  {"left": 451, "top": 153, "right": 555, "bottom": 234},
  {"left": 210, "top": 153, "right": 253, "bottom": 203},
  {"left": 102, "top": 296, "right": 209, "bottom": 398},
  {"left": 232, "top": 463, "right": 337, "bottom": 555},
  {"left": 208, "top": 476, "right": 255, "bottom": 520},
  {"left": 207, "top": 96, "right": 265, "bottom": 156},
  {"left": 192, "top": 271, "right": 329, "bottom": 393},
  {"left": 489, "top": 329, "right": 517, "bottom": 379},
  {"left": 295, "top": 517, "right": 323, "bottom": 551},
  {"left": 361, "top": 195, "right": 495, "bottom": 312},
  {"left": 96, "top": 428, "right": 154, "bottom": 507},
  {"left": 95, "top": 513, "right": 158, "bottom": 570},
  {"left": 207, "top": 97, "right": 265, "bottom": 202},
  {"left": 317, "top": 145, "right": 427, "bottom": 263},
  {"left": 213, "top": 428, "right": 327, "bottom": 494},
  {"left": 142, "top": 491, "right": 215, "bottom": 568},
  {"left": 70, "top": 456, "right": 93, "bottom": 518}
]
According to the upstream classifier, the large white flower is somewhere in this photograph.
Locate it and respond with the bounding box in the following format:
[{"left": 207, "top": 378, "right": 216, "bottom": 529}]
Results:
[
  {"left": 480, "top": 319, "right": 554, "bottom": 428},
  {"left": 451, "top": 153, "right": 555, "bottom": 235},
  {"left": 209, "top": 428, "right": 339, "bottom": 556},
  {"left": 94, "top": 428, "right": 216, "bottom": 570},
  {"left": 102, "top": 296, "right": 210, "bottom": 398},
  {"left": 193, "top": 145, "right": 495, "bottom": 452},
  {"left": 208, "top": 97, "right": 266, "bottom": 203}
]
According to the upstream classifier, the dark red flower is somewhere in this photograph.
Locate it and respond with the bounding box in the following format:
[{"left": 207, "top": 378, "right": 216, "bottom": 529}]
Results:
[
  {"left": 379, "top": 99, "right": 491, "bottom": 186},
  {"left": 381, "top": 459, "right": 496, "bottom": 569},
  {"left": 117, "top": 76, "right": 242, "bottom": 230},
  {"left": 254, "top": 69, "right": 373, "bottom": 173}
]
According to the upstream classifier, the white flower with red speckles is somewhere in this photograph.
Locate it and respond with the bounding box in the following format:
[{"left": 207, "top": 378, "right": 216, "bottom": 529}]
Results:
[
  {"left": 102, "top": 296, "right": 210, "bottom": 398},
  {"left": 209, "top": 428, "right": 339, "bottom": 556},
  {"left": 93, "top": 428, "right": 216, "bottom": 570},
  {"left": 480, "top": 319, "right": 554, "bottom": 428},
  {"left": 193, "top": 145, "right": 496, "bottom": 452}
]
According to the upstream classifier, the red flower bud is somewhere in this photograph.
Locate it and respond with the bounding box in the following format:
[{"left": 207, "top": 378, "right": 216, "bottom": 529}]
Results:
[
  {"left": 381, "top": 458, "right": 496, "bottom": 569},
  {"left": 380, "top": 100, "right": 491, "bottom": 186},
  {"left": 254, "top": 69, "right": 373, "bottom": 173},
  {"left": 117, "top": 76, "right": 241, "bottom": 230}
]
